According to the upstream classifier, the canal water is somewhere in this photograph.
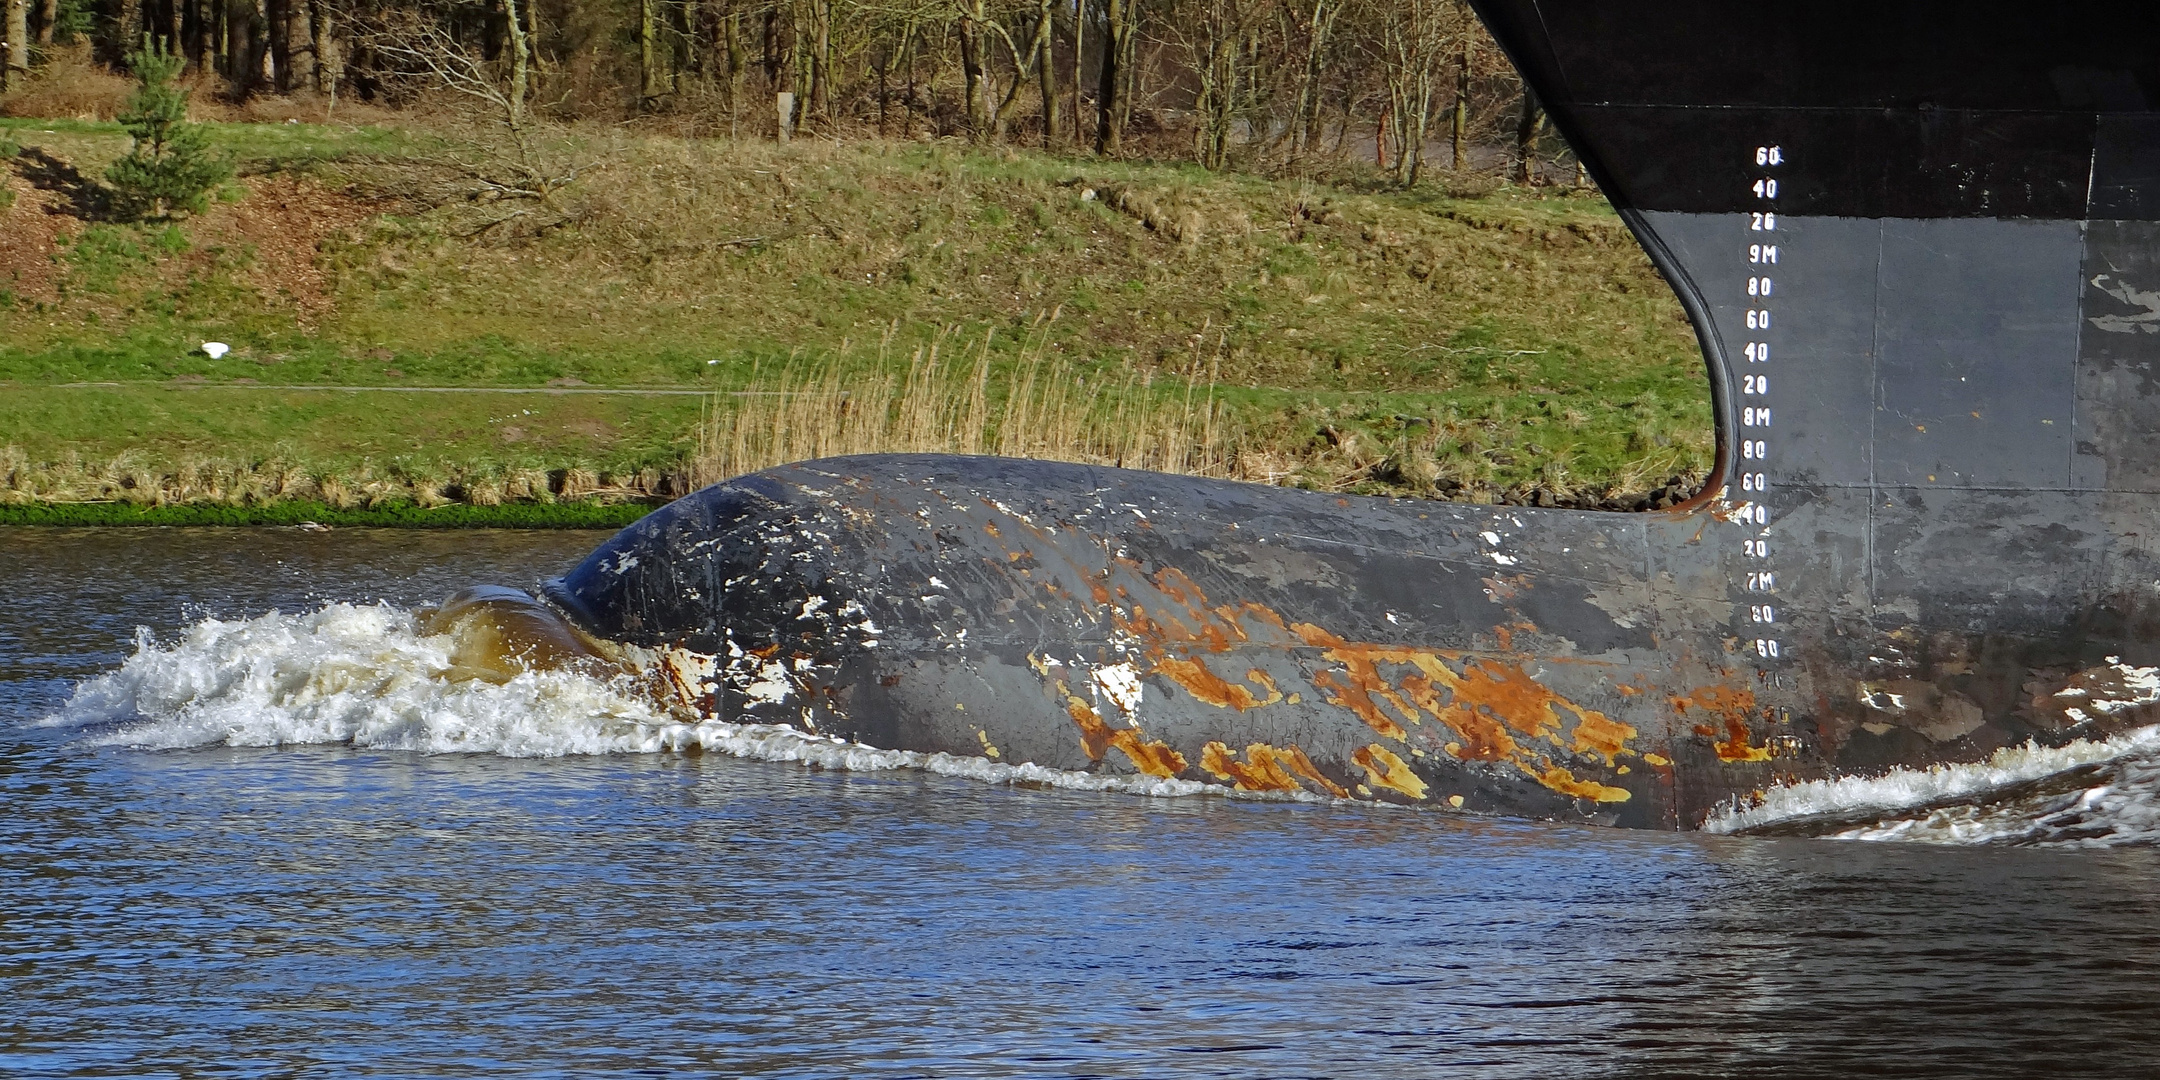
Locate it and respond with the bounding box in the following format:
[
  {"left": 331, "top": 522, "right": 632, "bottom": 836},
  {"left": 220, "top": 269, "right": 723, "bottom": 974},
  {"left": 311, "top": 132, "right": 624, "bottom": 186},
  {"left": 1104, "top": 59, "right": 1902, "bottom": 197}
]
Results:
[{"left": 6, "top": 526, "right": 2160, "bottom": 1078}]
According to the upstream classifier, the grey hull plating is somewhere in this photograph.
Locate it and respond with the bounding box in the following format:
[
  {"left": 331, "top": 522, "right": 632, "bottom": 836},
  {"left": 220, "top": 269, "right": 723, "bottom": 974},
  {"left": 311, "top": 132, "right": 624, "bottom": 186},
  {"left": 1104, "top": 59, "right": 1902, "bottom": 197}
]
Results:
[{"left": 547, "top": 4, "right": 2160, "bottom": 827}]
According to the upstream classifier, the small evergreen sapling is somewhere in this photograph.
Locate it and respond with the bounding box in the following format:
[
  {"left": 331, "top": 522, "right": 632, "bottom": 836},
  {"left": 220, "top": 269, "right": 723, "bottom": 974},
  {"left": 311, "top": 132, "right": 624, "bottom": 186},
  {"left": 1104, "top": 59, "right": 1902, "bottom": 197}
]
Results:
[{"left": 106, "top": 37, "right": 231, "bottom": 220}]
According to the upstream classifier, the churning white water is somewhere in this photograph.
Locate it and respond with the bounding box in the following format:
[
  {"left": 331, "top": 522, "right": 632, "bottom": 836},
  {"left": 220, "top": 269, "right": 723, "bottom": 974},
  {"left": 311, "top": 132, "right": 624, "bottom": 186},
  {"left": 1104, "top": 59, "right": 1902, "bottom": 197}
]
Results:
[
  {"left": 41, "top": 602, "right": 1217, "bottom": 798},
  {"left": 1704, "top": 725, "right": 2160, "bottom": 847}
]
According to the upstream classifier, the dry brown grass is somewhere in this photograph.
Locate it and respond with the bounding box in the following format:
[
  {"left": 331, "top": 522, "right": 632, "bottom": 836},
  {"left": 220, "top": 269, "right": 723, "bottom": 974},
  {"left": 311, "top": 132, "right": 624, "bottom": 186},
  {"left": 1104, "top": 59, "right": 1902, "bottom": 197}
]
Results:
[
  {"left": 0, "top": 46, "right": 134, "bottom": 121},
  {"left": 695, "top": 322, "right": 1236, "bottom": 486}
]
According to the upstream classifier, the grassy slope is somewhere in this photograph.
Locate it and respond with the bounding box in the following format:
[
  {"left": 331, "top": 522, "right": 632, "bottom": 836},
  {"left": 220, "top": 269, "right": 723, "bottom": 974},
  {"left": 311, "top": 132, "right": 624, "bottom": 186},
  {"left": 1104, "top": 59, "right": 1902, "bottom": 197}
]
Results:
[{"left": 0, "top": 117, "right": 1712, "bottom": 512}]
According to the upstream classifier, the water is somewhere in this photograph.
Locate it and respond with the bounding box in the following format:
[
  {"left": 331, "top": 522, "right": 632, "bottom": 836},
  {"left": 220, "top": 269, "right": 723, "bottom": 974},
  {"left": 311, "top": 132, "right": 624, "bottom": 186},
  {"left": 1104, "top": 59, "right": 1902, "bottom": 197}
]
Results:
[{"left": 8, "top": 527, "right": 2160, "bottom": 1077}]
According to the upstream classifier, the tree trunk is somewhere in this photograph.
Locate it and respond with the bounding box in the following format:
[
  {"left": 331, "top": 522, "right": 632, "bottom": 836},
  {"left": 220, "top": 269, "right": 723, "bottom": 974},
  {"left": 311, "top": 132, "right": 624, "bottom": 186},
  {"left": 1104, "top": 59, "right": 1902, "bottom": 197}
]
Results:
[
  {"left": 810, "top": 0, "right": 830, "bottom": 122},
  {"left": 33, "top": 0, "right": 50, "bottom": 47},
  {"left": 503, "top": 0, "right": 530, "bottom": 129},
  {"left": 1094, "top": 0, "right": 1124, "bottom": 154},
  {"left": 1291, "top": 0, "right": 1334, "bottom": 157},
  {"left": 1513, "top": 87, "right": 1542, "bottom": 184},
  {"left": 1450, "top": 40, "right": 1469, "bottom": 171},
  {"left": 284, "top": 0, "right": 310, "bottom": 90},
  {"left": 1117, "top": 1, "right": 1137, "bottom": 137},
  {"left": 308, "top": 0, "right": 331, "bottom": 95},
  {"left": 116, "top": 0, "right": 142, "bottom": 65},
  {"left": 724, "top": 12, "right": 745, "bottom": 134},
  {"left": 1035, "top": 0, "right": 1057, "bottom": 146},
  {"left": 250, "top": 0, "right": 272, "bottom": 90},
  {"left": 1069, "top": 0, "right": 1083, "bottom": 145},
  {"left": 639, "top": 0, "right": 662, "bottom": 108},
  {"left": 265, "top": 0, "right": 288, "bottom": 91},
  {"left": 3, "top": 0, "right": 27, "bottom": 91},
  {"left": 958, "top": 5, "right": 987, "bottom": 139},
  {"left": 195, "top": 0, "right": 213, "bottom": 75},
  {"left": 761, "top": 8, "right": 784, "bottom": 88}
]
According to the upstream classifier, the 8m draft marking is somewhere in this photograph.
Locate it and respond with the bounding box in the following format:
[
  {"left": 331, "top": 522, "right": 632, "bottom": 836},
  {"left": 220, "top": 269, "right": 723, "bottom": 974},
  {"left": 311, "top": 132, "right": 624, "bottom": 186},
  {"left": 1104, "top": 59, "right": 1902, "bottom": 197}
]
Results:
[{"left": 1742, "top": 144, "right": 1781, "bottom": 664}]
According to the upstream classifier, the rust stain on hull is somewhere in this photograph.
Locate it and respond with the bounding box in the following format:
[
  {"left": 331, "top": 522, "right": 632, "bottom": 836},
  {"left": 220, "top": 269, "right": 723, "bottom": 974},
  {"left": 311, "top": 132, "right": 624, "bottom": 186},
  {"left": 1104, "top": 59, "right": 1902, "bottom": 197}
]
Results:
[
  {"left": 1037, "top": 552, "right": 1645, "bottom": 804},
  {"left": 1066, "top": 695, "right": 1188, "bottom": 778},
  {"left": 1154, "top": 656, "right": 1263, "bottom": 710},
  {"left": 1672, "top": 686, "right": 1772, "bottom": 762},
  {"left": 1352, "top": 744, "right": 1430, "bottom": 801},
  {"left": 1199, "top": 741, "right": 1348, "bottom": 798},
  {"left": 1201, "top": 741, "right": 1303, "bottom": 793}
]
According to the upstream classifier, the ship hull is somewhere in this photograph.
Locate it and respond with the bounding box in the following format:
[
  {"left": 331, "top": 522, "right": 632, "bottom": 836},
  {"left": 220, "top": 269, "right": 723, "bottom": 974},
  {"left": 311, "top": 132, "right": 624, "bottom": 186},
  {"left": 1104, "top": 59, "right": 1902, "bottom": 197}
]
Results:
[{"left": 545, "top": 2, "right": 2160, "bottom": 827}]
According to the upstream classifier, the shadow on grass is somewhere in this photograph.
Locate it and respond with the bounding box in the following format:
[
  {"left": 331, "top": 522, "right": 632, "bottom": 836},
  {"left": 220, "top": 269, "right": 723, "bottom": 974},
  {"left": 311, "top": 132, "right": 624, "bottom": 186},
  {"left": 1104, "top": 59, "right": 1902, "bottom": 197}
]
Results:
[{"left": 12, "top": 147, "right": 111, "bottom": 220}]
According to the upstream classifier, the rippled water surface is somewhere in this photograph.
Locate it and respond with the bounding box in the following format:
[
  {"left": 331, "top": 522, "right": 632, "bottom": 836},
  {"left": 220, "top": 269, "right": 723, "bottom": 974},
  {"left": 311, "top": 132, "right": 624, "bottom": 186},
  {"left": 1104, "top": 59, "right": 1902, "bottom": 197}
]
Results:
[{"left": 8, "top": 526, "right": 2160, "bottom": 1078}]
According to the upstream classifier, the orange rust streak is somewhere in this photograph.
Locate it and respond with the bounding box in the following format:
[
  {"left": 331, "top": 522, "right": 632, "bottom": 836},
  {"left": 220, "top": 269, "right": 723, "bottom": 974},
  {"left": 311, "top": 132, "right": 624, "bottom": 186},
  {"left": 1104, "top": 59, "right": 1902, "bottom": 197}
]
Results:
[
  {"left": 1569, "top": 710, "right": 1639, "bottom": 766},
  {"left": 1671, "top": 686, "right": 1772, "bottom": 762},
  {"left": 1210, "top": 607, "right": 1254, "bottom": 643},
  {"left": 1154, "top": 657, "right": 1261, "bottom": 710},
  {"left": 1351, "top": 744, "right": 1430, "bottom": 800},
  {"left": 1153, "top": 566, "right": 1202, "bottom": 606},
  {"left": 1245, "top": 668, "right": 1285, "bottom": 705},
  {"left": 1066, "top": 696, "right": 1187, "bottom": 776},
  {"left": 1281, "top": 745, "right": 1349, "bottom": 798},
  {"left": 1066, "top": 697, "right": 1116, "bottom": 761},
  {"left": 1456, "top": 660, "right": 1568, "bottom": 742},
  {"left": 1537, "top": 765, "right": 1631, "bottom": 803},
  {"left": 1199, "top": 741, "right": 1303, "bottom": 793},
  {"left": 1108, "top": 730, "right": 1189, "bottom": 778},
  {"left": 1432, "top": 704, "right": 1518, "bottom": 761},
  {"left": 1312, "top": 669, "right": 1410, "bottom": 740}
]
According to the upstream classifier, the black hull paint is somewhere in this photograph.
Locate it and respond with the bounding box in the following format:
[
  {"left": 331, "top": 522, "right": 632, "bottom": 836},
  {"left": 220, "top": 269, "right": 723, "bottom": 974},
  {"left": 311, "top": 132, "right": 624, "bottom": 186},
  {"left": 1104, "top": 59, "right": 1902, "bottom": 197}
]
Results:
[{"left": 546, "top": 3, "right": 2160, "bottom": 826}]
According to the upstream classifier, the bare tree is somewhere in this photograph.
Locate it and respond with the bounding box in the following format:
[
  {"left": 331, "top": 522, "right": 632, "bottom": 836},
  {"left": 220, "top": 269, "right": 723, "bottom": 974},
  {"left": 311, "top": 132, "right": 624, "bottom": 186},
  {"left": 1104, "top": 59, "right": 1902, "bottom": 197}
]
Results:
[
  {"left": 1365, "top": 0, "right": 1448, "bottom": 184},
  {"left": 1161, "top": 0, "right": 1255, "bottom": 170},
  {"left": 363, "top": 0, "right": 580, "bottom": 229}
]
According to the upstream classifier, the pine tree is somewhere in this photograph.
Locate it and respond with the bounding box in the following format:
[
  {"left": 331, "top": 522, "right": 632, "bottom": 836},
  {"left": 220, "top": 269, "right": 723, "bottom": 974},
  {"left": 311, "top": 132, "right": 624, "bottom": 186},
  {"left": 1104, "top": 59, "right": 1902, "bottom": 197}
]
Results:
[{"left": 106, "top": 37, "right": 231, "bottom": 221}]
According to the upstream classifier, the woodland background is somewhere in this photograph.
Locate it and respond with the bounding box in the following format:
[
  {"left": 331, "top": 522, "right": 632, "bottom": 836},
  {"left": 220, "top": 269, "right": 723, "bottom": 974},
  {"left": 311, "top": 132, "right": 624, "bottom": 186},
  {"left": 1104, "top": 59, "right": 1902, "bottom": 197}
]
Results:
[{"left": 0, "top": 0, "right": 1571, "bottom": 185}]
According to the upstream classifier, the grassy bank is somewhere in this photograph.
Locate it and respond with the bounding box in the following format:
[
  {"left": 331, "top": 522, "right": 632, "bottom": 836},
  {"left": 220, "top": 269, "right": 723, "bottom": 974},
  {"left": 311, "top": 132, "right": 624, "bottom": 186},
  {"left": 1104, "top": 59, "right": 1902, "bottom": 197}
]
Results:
[{"left": 0, "top": 116, "right": 1712, "bottom": 519}]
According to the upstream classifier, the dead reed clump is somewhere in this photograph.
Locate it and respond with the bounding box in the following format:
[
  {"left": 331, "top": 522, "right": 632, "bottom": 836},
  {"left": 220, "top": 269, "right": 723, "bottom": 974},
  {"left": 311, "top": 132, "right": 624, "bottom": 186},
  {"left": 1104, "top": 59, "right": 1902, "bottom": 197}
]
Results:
[
  {"left": 0, "top": 441, "right": 678, "bottom": 512},
  {"left": 693, "top": 326, "right": 1237, "bottom": 486},
  {"left": 557, "top": 468, "right": 600, "bottom": 499}
]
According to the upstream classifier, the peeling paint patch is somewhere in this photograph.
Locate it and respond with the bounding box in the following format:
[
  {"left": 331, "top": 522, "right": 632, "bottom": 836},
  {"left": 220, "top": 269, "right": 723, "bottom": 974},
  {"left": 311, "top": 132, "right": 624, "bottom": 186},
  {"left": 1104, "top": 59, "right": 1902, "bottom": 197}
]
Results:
[
  {"left": 1091, "top": 662, "right": 1146, "bottom": 715},
  {"left": 2054, "top": 657, "right": 2160, "bottom": 717}
]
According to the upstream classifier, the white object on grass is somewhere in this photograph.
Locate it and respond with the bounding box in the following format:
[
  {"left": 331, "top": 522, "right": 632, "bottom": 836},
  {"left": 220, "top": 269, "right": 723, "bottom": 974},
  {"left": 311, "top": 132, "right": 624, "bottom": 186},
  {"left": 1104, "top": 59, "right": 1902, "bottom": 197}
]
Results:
[{"left": 201, "top": 342, "right": 230, "bottom": 359}]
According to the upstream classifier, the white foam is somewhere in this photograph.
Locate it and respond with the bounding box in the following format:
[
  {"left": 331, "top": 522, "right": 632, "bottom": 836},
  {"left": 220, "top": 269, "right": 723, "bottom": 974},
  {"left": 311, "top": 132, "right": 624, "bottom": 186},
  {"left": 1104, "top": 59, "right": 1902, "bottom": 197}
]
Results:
[
  {"left": 1704, "top": 724, "right": 2160, "bottom": 846},
  {"left": 40, "top": 603, "right": 1238, "bottom": 801},
  {"left": 42, "top": 603, "right": 678, "bottom": 755}
]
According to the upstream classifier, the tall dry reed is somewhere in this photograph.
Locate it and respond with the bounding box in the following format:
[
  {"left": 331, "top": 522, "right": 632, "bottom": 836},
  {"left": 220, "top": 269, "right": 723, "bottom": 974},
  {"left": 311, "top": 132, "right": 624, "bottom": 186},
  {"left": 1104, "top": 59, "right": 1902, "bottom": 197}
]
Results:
[{"left": 693, "top": 325, "right": 1237, "bottom": 486}]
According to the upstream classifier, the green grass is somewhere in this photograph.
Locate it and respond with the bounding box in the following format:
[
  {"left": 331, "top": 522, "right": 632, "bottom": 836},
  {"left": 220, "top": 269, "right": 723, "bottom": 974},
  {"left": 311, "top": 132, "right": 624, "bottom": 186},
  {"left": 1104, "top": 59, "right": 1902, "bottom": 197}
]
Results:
[
  {"left": 0, "top": 122, "right": 1713, "bottom": 515},
  {"left": 0, "top": 385, "right": 705, "bottom": 475}
]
